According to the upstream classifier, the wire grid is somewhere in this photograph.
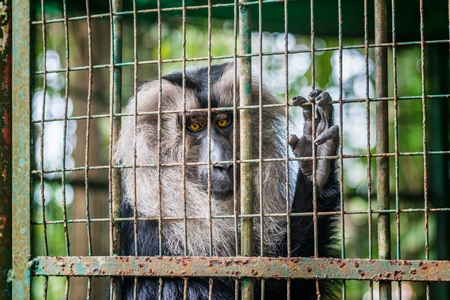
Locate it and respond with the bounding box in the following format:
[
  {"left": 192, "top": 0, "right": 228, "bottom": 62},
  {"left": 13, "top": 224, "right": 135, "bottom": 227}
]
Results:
[{"left": 11, "top": 0, "right": 449, "bottom": 299}]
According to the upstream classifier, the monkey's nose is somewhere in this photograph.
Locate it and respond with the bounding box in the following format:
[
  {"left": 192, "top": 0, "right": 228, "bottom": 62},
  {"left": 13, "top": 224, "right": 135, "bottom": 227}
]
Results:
[
  {"left": 213, "top": 163, "right": 232, "bottom": 172},
  {"left": 213, "top": 163, "right": 234, "bottom": 179}
]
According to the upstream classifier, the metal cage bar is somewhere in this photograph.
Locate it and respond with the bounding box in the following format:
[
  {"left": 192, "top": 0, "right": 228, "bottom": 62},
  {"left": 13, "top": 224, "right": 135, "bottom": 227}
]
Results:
[
  {"left": 33, "top": 256, "right": 450, "bottom": 282},
  {"left": 374, "top": 0, "right": 391, "bottom": 299},
  {"left": 239, "top": 0, "right": 254, "bottom": 299},
  {"left": 0, "top": 0, "right": 12, "bottom": 298},
  {"left": 108, "top": 0, "right": 123, "bottom": 298},
  {"left": 11, "top": 0, "right": 31, "bottom": 299}
]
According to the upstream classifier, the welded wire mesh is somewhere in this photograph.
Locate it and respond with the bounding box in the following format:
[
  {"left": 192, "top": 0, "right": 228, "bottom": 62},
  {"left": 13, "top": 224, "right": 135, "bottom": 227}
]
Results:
[{"left": 7, "top": 0, "right": 450, "bottom": 299}]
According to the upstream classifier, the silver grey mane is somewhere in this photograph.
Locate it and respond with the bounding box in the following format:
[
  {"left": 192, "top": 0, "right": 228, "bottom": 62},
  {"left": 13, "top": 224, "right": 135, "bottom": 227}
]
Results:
[{"left": 114, "top": 63, "right": 298, "bottom": 256}]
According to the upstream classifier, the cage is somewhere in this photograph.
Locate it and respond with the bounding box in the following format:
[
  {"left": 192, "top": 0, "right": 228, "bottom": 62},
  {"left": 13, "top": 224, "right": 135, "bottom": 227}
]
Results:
[{"left": 2, "top": 0, "right": 450, "bottom": 299}]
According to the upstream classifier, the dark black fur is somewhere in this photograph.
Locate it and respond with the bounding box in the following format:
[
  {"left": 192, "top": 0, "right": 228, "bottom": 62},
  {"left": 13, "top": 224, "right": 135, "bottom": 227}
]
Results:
[{"left": 121, "top": 172, "right": 339, "bottom": 300}]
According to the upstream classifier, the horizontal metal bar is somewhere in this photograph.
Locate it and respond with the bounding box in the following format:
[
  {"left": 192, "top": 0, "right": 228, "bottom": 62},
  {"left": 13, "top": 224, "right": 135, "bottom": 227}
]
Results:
[
  {"left": 32, "top": 256, "right": 450, "bottom": 282},
  {"left": 31, "top": 0, "right": 285, "bottom": 25},
  {"left": 31, "top": 39, "right": 450, "bottom": 75},
  {"left": 30, "top": 205, "right": 450, "bottom": 226},
  {"left": 29, "top": 95, "right": 450, "bottom": 122},
  {"left": 29, "top": 149, "right": 450, "bottom": 176}
]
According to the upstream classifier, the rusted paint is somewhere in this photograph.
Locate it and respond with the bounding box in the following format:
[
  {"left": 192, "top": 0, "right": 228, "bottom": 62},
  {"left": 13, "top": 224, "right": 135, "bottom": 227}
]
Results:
[
  {"left": 109, "top": 0, "right": 123, "bottom": 298},
  {"left": 239, "top": 0, "right": 254, "bottom": 299},
  {"left": 31, "top": 256, "right": 450, "bottom": 282},
  {"left": 0, "top": 0, "right": 12, "bottom": 298},
  {"left": 11, "top": 0, "right": 31, "bottom": 299}
]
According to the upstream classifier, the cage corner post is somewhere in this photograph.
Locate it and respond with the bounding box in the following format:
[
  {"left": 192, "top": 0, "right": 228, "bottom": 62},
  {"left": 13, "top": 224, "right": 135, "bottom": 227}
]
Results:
[
  {"left": 11, "top": 0, "right": 31, "bottom": 299},
  {"left": 0, "top": 0, "right": 12, "bottom": 298},
  {"left": 239, "top": 0, "right": 254, "bottom": 299}
]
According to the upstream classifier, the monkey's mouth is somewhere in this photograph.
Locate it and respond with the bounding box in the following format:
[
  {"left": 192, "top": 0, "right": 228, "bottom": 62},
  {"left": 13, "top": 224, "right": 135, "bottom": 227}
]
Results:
[
  {"left": 210, "top": 185, "right": 234, "bottom": 201},
  {"left": 199, "top": 171, "right": 235, "bottom": 201}
]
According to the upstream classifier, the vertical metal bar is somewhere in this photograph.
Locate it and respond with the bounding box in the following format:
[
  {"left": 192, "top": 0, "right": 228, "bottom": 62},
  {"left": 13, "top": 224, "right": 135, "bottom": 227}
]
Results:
[
  {"left": 180, "top": 0, "right": 189, "bottom": 293},
  {"left": 282, "top": 0, "right": 290, "bottom": 298},
  {"left": 337, "top": 0, "right": 346, "bottom": 298},
  {"left": 418, "top": 0, "right": 430, "bottom": 298},
  {"left": 156, "top": 1, "right": 164, "bottom": 298},
  {"left": 132, "top": 0, "right": 138, "bottom": 260},
  {"left": 258, "top": 0, "right": 265, "bottom": 297},
  {"left": 232, "top": 3, "right": 240, "bottom": 298},
  {"left": 38, "top": 1, "right": 49, "bottom": 296},
  {"left": 374, "top": 0, "right": 391, "bottom": 299},
  {"left": 205, "top": 0, "right": 214, "bottom": 292},
  {"left": 109, "top": 0, "right": 122, "bottom": 298},
  {"left": 84, "top": 0, "right": 94, "bottom": 298},
  {"left": 239, "top": 0, "right": 254, "bottom": 299},
  {"left": 0, "top": 0, "right": 12, "bottom": 298},
  {"left": 390, "top": 1, "right": 401, "bottom": 299},
  {"left": 364, "top": 0, "right": 374, "bottom": 298},
  {"left": 207, "top": 0, "right": 213, "bottom": 259},
  {"left": 61, "top": 2, "right": 71, "bottom": 298},
  {"left": 11, "top": 0, "right": 31, "bottom": 298},
  {"left": 131, "top": 1, "right": 139, "bottom": 296}
]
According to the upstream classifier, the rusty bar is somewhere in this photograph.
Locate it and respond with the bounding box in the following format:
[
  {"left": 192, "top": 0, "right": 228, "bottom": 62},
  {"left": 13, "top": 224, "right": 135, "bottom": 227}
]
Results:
[
  {"left": 37, "top": 1, "right": 49, "bottom": 296},
  {"left": 390, "top": 0, "right": 402, "bottom": 296},
  {"left": 418, "top": 1, "right": 430, "bottom": 298},
  {"left": 0, "top": 0, "right": 12, "bottom": 298},
  {"left": 337, "top": 0, "right": 347, "bottom": 297},
  {"left": 363, "top": 0, "right": 375, "bottom": 297},
  {"left": 11, "top": 0, "right": 31, "bottom": 298},
  {"left": 32, "top": 256, "right": 450, "bottom": 282},
  {"left": 181, "top": 0, "right": 188, "bottom": 259},
  {"left": 83, "top": 0, "right": 94, "bottom": 297},
  {"left": 232, "top": 3, "right": 239, "bottom": 297},
  {"left": 109, "top": 0, "right": 122, "bottom": 298},
  {"left": 375, "top": 0, "right": 391, "bottom": 299},
  {"left": 239, "top": 0, "right": 254, "bottom": 299},
  {"left": 61, "top": 2, "right": 71, "bottom": 298}
]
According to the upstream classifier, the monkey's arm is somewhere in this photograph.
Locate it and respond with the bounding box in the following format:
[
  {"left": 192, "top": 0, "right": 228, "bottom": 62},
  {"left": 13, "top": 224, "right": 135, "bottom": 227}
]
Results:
[
  {"left": 263, "top": 90, "right": 340, "bottom": 299},
  {"left": 288, "top": 89, "right": 340, "bottom": 257}
]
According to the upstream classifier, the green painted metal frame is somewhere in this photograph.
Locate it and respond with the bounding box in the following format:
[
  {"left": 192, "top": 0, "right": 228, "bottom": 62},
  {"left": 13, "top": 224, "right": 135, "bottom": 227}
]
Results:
[
  {"left": 375, "top": 0, "right": 391, "bottom": 299},
  {"left": 11, "top": 0, "right": 31, "bottom": 299},
  {"left": 109, "top": 0, "right": 123, "bottom": 298},
  {"left": 239, "top": 0, "right": 254, "bottom": 299}
]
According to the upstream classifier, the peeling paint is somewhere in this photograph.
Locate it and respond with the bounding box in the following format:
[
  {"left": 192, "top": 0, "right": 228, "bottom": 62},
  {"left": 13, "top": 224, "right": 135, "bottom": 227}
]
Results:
[{"left": 31, "top": 256, "right": 450, "bottom": 282}]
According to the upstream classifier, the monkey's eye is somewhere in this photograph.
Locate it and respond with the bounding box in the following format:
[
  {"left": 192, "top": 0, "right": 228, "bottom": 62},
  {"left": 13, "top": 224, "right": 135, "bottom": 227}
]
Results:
[
  {"left": 216, "top": 119, "right": 231, "bottom": 128},
  {"left": 187, "top": 123, "right": 203, "bottom": 132}
]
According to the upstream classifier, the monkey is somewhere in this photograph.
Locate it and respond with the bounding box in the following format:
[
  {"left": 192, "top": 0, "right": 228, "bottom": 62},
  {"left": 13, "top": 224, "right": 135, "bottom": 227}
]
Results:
[{"left": 114, "top": 62, "right": 340, "bottom": 300}]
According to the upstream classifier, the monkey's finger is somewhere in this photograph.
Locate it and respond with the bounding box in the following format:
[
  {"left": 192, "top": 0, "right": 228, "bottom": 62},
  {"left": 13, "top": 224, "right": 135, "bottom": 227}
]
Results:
[
  {"left": 315, "top": 161, "right": 331, "bottom": 188},
  {"left": 290, "top": 95, "right": 309, "bottom": 108},
  {"left": 297, "top": 143, "right": 313, "bottom": 177},
  {"left": 290, "top": 134, "right": 312, "bottom": 157},
  {"left": 313, "top": 90, "right": 332, "bottom": 107},
  {"left": 315, "top": 125, "right": 339, "bottom": 145},
  {"left": 308, "top": 89, "right": 323, "bottom": 104},
  {"left": 315, "top": 143, "right": 338, "bottom": 187}
]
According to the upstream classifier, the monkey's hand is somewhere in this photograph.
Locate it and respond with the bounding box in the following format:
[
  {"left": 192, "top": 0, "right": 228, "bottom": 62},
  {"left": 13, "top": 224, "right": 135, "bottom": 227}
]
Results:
[{"left": 289, "top": 89, "right": 339, "bottom": 188}]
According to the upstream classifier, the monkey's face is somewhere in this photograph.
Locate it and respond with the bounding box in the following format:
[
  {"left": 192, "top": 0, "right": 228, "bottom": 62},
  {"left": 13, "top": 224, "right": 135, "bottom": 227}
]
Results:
[{"left": 184, "top": 111, "right": 237, "bottom": 200}]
